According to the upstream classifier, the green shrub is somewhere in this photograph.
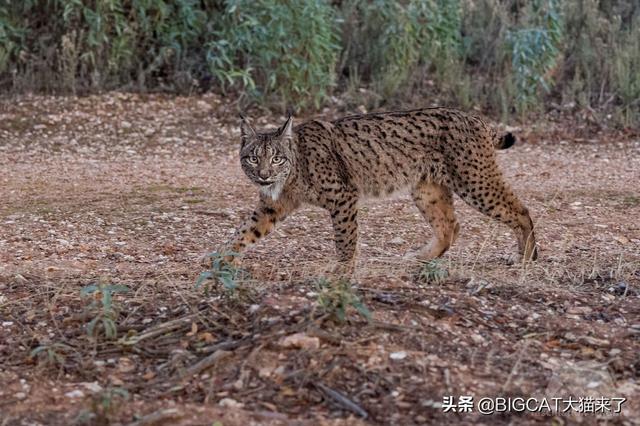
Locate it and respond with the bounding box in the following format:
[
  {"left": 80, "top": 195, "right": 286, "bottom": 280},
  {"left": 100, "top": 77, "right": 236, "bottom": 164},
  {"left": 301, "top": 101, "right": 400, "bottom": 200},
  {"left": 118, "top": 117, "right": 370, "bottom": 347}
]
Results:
[
  {"left": 560, "top": 0, "right": 640, "bottom": 125},
  {"left": 208, "top": 0, "right": 340, "bottom": 110},
  {"left": 0, "top": 0, "right": 211, "bottom": 92},
  {"left": 612, "top": 20, "right": 640, "bottom": 126},
  {"left": 0, "top": 0, "right": 637, "bottom": 126},
  {"left": 338, "top": 0, "right": 462, "bottom": 101},
  {"left": 81, "top": 281, "right": 130, "bottom": 340},
  {"left": 314, "top": 277, "right": 371, "bottom": 323},
  {"left": 506, "top": 0, "right": 562, "bottom": 115}
]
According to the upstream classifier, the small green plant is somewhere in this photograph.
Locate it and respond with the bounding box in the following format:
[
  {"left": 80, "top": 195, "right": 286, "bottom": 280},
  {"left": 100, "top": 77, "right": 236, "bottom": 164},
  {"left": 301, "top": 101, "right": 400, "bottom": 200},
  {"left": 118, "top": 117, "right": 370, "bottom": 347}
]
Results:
[
  {"left": 81, "top": 281, "right": 130, "bottom": 340},
  {"left": 75, "top": 386, "right": 130, "bottom": 426},
  {"left": 196, "top": 251, "right": 249, "bottom": 293},
  {"left": 417, "top": 260, "right": 449, "bottom": 284},
  {"left": 30, "top": 342, "right": 72, "bottom": 368},
  {"left": 314, "top": 278, "right": 371, "bottom": 322}
]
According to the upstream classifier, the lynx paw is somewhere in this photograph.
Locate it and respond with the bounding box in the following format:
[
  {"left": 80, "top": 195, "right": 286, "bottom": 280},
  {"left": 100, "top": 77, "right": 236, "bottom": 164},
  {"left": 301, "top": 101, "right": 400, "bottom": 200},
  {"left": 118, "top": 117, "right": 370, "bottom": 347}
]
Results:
[
  {"left": 328, "top": 260, "right": 355, "bottom": 279},
  {"left": 505, "top": 245, "right": 539, "bottom": 265}
]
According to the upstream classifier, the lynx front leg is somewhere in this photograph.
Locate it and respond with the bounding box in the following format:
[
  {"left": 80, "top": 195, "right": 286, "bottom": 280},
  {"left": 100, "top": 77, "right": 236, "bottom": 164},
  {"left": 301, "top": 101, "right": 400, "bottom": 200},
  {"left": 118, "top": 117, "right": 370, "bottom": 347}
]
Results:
[
  {"left": 329, "top": 195, "right": 359, "bottom": 276},
  {"left": 207, "top": 200, "right": 294, "bottom": 267}
]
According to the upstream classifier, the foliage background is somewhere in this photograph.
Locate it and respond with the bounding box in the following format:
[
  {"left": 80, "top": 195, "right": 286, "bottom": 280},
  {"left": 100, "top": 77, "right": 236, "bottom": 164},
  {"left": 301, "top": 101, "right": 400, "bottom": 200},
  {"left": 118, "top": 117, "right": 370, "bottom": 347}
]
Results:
[{"left": 1, "top": 0, "right": 638, "bottom": 125}]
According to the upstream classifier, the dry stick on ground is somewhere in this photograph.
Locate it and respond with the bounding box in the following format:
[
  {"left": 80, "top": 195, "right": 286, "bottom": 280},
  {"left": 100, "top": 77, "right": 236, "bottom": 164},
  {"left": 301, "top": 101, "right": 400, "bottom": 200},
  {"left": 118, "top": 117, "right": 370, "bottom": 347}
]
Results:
[
  {"left": 125, "top": 408, "right": 183, "bottom": 426},
  {"left": 119, "top": 315, "right": 198, "bottom": 346},
  {"left": 501, "top": 340, "right": 530, "bottom": 393},
  {"left": 178, "top": 349, "right": 233, "bottom": 381},
  {"left": 314, "top": 382, "right": 369, "bottom": 419},
  {"left": 161, "top": 271, "right": 222, "bottom": 328},
  {"left": 196, "top": 338, "right": 250, "bottom": 354}
]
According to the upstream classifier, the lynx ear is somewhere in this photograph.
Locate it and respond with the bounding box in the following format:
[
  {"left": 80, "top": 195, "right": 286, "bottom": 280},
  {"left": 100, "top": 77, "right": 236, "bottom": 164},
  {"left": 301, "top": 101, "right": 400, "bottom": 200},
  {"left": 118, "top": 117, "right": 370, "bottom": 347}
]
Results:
[
  {"left": 239, "top": 113, "right": 256, "bottom": 143},
  {"left": 280, "top": 115, "right": 294, "bottom": 140}
]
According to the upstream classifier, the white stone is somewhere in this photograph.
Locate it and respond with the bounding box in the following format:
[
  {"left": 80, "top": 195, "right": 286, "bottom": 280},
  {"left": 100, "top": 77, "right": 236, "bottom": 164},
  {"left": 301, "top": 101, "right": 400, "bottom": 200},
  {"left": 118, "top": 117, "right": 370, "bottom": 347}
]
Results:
[{"left": 390, "top": 351, "right": 408, "bottom": 360}]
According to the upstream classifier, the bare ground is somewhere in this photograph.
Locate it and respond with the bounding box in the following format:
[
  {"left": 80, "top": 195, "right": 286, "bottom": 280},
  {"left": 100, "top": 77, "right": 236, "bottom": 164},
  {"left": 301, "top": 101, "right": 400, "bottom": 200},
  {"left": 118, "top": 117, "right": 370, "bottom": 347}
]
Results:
[{"left": 1, "top": 94, "right": 639, "bottom": 425}]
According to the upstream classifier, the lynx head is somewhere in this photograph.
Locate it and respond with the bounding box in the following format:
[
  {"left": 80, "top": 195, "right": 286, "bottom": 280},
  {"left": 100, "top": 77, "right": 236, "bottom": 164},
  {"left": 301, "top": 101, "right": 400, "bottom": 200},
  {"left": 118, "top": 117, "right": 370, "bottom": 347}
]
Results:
[{"left": 239, "top": 115, "right": 295, "bottom": 201}]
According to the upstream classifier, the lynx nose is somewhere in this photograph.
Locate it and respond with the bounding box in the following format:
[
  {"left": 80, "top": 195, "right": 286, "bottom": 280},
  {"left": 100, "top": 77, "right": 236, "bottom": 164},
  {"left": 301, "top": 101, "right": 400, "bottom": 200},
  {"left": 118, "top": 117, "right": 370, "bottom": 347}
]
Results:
[{"left": 258, "top": 170, "right": 271, "bottom": 180}]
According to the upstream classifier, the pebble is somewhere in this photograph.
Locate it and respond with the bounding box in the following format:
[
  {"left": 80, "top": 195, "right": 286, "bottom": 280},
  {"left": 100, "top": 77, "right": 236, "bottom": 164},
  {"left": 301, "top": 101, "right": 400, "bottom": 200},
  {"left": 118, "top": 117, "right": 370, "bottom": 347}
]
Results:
[
  {"left": 390, "top": 351, "right": 407, "bottom": 360},
  {"left": 280, "top": 333, "right": 320, "bottom": 350},
  {"left": 65, "top": 390, "right": 85, "bottom": 398},
  {"left": 219, "top": 398, "right": 243, "bottom": 408},
  {"left": 389, "top": 236, "right": 406, "bottom": 245}
]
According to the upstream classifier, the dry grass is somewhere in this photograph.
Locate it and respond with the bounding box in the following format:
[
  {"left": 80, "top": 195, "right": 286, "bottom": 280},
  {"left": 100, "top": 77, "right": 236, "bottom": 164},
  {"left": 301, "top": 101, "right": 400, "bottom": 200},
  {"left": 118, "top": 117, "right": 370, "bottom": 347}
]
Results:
[{"left": 0, "top": 93, "right": 639, "bottom": 425}]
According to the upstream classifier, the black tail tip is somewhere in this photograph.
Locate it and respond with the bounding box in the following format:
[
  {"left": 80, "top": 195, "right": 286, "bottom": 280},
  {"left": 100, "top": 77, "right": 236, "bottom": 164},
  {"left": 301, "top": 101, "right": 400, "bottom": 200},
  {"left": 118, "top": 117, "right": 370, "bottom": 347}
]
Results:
[{"left": 500, "top": 132, "right": 516, "bottom": 149}]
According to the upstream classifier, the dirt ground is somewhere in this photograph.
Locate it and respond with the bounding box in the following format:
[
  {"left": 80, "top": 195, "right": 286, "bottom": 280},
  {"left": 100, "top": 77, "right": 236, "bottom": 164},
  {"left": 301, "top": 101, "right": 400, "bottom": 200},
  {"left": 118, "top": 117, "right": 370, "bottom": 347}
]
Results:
[{"left": 1, "top": 93, "right": 639, "bottom": 425}]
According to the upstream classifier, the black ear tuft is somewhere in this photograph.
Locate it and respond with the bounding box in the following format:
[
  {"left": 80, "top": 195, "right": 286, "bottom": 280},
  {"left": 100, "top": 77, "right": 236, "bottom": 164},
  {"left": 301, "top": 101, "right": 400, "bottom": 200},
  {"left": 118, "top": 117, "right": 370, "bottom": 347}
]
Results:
[
  {"left": 285, "top": 106, "right": 294, "bottom": 118},
  {"left": 280, "top": 115, "right": 294, "bottom": 139}
]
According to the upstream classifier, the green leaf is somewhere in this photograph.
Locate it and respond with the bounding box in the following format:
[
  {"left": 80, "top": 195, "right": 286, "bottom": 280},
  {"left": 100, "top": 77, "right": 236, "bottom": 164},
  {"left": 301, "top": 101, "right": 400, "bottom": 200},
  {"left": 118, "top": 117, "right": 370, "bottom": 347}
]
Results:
[
  {"left": 105, "top": 284, "right": 130, "bottom": 294},
  {"left": 195, "top": 271, "right": 213, "bottom": 288},
  {"left": 30, "top": 346, "right": 48, "bottom": 357},
  {"left": 87, "top": 316, "right": 100, "bottom": 337},
  {"left": 81, "top": 284, "right": 98, "bottom": 296}
]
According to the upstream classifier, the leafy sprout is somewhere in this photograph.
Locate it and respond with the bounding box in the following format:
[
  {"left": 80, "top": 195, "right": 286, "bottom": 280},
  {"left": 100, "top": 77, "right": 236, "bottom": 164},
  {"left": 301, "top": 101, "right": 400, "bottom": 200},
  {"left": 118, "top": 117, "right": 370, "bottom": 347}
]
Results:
[
  {"left": 196, "top": 251, "right": 250, "bottom": 293},
  {"left": 75, "top": 386, "right": 130, "bottom": 426},
  {"left": 314, "top": 277, "right": 371, "bottom": 323},
  {"left": 30, "top": 342, "right": 73, "bottom": 368},
  {"left": 417, "top": 259, "right": 449, "bottom": 284},
  {"left": 81, "top": 282, "right": 130, "bottom": 340}
]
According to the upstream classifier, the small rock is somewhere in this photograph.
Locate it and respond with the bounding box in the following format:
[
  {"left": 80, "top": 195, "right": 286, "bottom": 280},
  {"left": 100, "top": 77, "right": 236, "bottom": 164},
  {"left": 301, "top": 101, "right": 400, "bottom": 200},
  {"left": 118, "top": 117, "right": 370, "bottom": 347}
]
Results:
[
  {"left": 117, "top": 357, "right": 136, "bottom": 373},
  {"left": 614, "top": 235, "right": 630, "bottom": 245},
  {"left": 470, "top": 334, "right": 484, "bottom": 344},
  {"left": 110, "top": 375, "right": 124, "bottom": 386},
  {"left": 81, "top": 382, "right": 103, "bottom": 393},
  {"left": 389, "top": 237, "right": 406, "bottom": 246},
  {"left": 258, "top": 367, "right": 274, "bottom": 378},
  {"left": 15, "top": 392, "right": 27, "bottom": 400},
  {"left": 219, "top": 398, "right": 244, "bottom": 408},
  {"left": 609, "top": 282, "right": 629, "bottom": 296},
  {"left": 390, "top": 351, "right": 407, "bottom": 360},
  {"left": 567, "top": 306, "right": 592, "bottom": 315},
  {"left": 577, "top": 336, "right": 610, "bottom": 347},
  {"left": 65, "top": 390, "right": 85, "bottom": 398},
  {"left": 279, "top": 333, "right": 320, "bottom": 351}
]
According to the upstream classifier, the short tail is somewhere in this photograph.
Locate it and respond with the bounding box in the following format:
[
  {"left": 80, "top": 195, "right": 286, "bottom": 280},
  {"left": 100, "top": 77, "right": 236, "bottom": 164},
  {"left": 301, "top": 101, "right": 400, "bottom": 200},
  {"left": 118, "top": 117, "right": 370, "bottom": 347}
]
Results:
[{"left": 494, "top": 132, "right": 516, "bottom": 150}]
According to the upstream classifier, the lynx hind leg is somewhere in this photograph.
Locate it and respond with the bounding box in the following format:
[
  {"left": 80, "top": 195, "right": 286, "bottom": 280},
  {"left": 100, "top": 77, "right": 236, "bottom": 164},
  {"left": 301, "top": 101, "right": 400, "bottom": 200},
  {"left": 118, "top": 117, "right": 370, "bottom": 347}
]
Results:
[
  {"left": 454, "top": 171, "right": 537, "bottom": 262},
  {"left": 410, "top": 182, "right": 460, "bottom": 261}
]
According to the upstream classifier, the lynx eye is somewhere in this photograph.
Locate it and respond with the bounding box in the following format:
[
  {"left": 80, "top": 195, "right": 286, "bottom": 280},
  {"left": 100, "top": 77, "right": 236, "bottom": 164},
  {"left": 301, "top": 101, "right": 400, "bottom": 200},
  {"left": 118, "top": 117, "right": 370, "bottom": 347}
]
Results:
[
  {"left": 246, "top": 155, "right": 258, "bottom": 165},
  {"left": 272, "top": 155, "right": 285, "bottom": 165}
]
